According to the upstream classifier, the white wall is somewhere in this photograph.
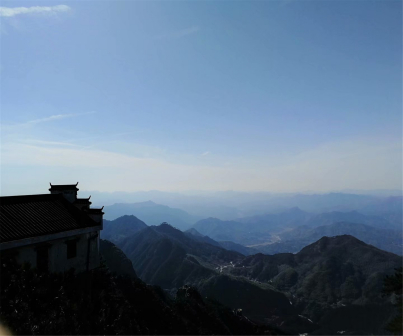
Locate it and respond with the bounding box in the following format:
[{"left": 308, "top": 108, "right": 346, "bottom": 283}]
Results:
[{"left": 15, "top": 231, "right": 100, "bottom": 273}]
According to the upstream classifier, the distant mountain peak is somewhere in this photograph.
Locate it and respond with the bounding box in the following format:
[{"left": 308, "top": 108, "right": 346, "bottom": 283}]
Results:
[
  {"left": 112, "top": 214, "right": 147, "bottom": 224},
  {"left": 101, "top": 214, "right": 148, "bottom": 244},
  {"left": 117, "top": 214, "right": 140, "bottom": 219},
  {"left": 155, "top": 222, "right": 183, "bottom": 234},
  {"left": 298, "top": 234, "right": 369, "bottom": 257},
  {"left": 286, "top": 206, "right": 304, "bottom": 213},
  {"left": 138, "top": 200, "right": 158, "bottom": 206},
  {"left": 316, "top": 234, "right": 365, "bottom": 245}
]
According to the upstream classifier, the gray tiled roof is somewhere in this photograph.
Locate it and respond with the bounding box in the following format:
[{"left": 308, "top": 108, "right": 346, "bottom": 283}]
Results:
[{"left": 0, "top": 194, "right": 99, "bottom": 244}]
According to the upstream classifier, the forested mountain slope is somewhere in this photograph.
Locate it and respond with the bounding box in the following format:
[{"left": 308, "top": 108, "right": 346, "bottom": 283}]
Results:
[
  {"left": 102, "top": 215, "right": 148, "bottom": 244},
  {"left": 0, "top": 254, "right": 280, "bottom": 335},
  {"left": 99, "top": 239, "right": 137, "bottom": 277},
  {"left": 118, "top": 224, "right": 245, "bottom": 288},
  {"left": 117, "top": 224, "right": 310, "bottom": 333},
  {"left": 257, "top": 222, "right": 403, "bottom": 255},
  {"left": 115, "top": 223, "right": 401, "bottom": 334},
  {"left": 227, "top": 235, "right": 402, "bottom": 334}
]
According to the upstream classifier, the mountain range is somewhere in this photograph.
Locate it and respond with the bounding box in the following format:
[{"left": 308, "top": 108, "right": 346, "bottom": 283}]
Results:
[
  {"left": 90, "top": 190, "right": 402, "bottom": 221},
  {"left": 71, "top": 191, "right": 402, "bottom": 334},
  {"left": 103, "top": 201, "right": 200, "bottom": 231},
  {"left": 116, "top": 223, "right": 312, "bottom": 333},
  {"left": 106, "top": 218, "right": 401, "bottom": 334},
  {"left": 102, "top": 209, "right": 402, "bottom": 257},
  {"left": 192, "top": 208, "right": 402, "bottom": 248},
  {"left": 268, "top": 221, "right": 403, "bottom": 255}
]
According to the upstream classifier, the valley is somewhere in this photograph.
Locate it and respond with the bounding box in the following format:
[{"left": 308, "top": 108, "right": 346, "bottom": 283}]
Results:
[
  {"left": 88, "top": 193, "right": 403, "bottom": 334},
  {"left": 101, "top": 196, "right": 402, "bottom": 256},
  {"left": 100, "top": 207, "right": 402, "bottom": 335}
]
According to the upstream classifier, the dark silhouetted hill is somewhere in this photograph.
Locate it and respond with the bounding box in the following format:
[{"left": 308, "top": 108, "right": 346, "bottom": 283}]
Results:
[
  {"left": 0, "top": 255, "right": 280, "bottom": 335},
  {"left": 115, "top": 223, "right": 312, "bottom": 333},
  {"left": 184, "top": 228, "right": 223, "bottom": 247},
  {"left": 99, "top": 239, "right": 137, "bottom": 277},
  {"left": 186, "top": 227, "right": 204, "bottom": 237},
  {"left": 112, "top": 223, "right": 402, "bottom": 334},
  {"left": 102, "top": 215, "right": 147, "bottom": 244},
  {"left": 118, "top": 223, "right": 243, "bottom": 288},
  {"left": 228, "top": 235, "right": 402, "bottom": 334},
  {"left": 257, "top": 222, "right": 403, "bottom": 255}
]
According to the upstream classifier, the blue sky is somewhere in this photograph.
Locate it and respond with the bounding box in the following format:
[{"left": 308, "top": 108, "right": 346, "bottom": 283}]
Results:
[{"left": 1, "top": 0, "right": 401, "bottom": 195}]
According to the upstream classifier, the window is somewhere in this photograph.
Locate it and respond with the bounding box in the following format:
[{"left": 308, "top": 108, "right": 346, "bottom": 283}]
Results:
[{"left": 66, "top": 240, "right": 77, "bottom": 259}]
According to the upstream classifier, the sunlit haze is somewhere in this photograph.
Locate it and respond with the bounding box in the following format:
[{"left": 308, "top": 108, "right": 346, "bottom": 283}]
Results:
[{"left": 1, "top": 1, "right": 401, "bottom": 195}]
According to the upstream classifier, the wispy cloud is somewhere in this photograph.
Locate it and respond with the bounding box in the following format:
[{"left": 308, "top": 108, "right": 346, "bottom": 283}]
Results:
[
  {"left": 24, "top": 139, "right": 81, "bottom": 147},
  {"left": 155, "top": 26, "right": 200, "bottom": 40},
  {"left": 201, "top": 151, "right": 210, "bottom": 156},
  {"left": 25, "top": 111, "right": 96, "bottom": 125},
  {"left": 1, "top": 111, "right": 96, "bottom": 133},
  {"left": 0, "top": 5, "right": 71, "bottom": 17}
]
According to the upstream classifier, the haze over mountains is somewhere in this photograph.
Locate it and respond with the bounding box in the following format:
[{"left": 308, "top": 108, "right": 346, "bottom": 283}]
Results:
[
  {"left": 91, "top": 190, "right": 402, "bottom": 220},
  {"left": 270, "top": 222, "right": 403, "bottom": 256},
  {"left": 101, "top": 192, "right": 402, "bottom": 255},
  {"left": 97, "top": 191, "right": 402, "bottom": 228},
  {"left": 103, "top": 201, "right": 200, "bottom": 231},
  {"left": 100, "top": 216, "right": 402, "bottom": 334},
  {"left": 191, "top": 210, "right": 402, "bottom": 254},
  {"left": 97, "top": 190, "right": 402, "bottom": 334}
]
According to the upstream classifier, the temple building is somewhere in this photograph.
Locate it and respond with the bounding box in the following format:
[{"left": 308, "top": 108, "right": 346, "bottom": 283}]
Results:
[{"left": 0, "top": 183, "right": 103, "bottom": 273}]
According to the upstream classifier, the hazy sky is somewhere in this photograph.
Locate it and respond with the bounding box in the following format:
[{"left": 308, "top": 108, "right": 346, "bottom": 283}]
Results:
[{"left": 1, "top": 1, "right": 402, "bottom": 195}]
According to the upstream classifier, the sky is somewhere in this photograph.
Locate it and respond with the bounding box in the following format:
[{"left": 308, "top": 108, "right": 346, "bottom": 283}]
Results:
[{"left": 1, "top": 0, "right": 402, "bottom": 195}]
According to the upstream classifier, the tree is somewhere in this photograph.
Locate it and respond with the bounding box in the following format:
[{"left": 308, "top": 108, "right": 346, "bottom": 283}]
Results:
[{"left": 383, "top": 267, "right": 403, "bottom": 335}]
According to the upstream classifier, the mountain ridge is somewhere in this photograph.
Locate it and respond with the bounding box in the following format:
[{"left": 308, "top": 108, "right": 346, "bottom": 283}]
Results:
[
  {"left": 102, "top": 215, "right": 148, "bottom": 244},
  {"left": 103, "top": 202, "right": 200, "bottom": 230},
  {"left": 113, "top": 222, "right": 401, "bottom": 334},
  {"left": 256, "top": 221, "right": 403, "bottom": 256}
]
